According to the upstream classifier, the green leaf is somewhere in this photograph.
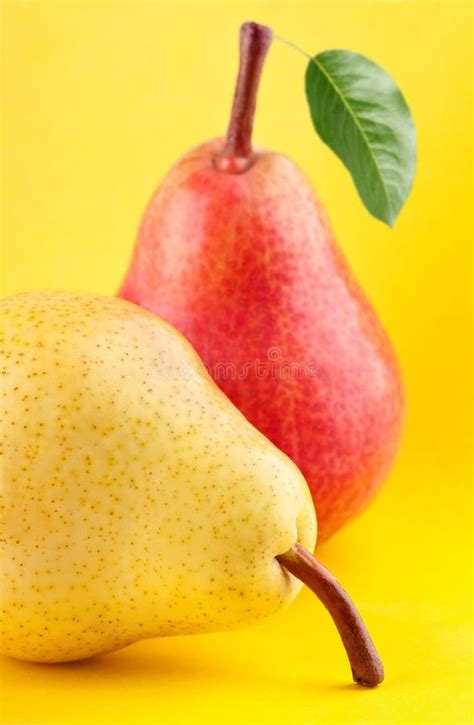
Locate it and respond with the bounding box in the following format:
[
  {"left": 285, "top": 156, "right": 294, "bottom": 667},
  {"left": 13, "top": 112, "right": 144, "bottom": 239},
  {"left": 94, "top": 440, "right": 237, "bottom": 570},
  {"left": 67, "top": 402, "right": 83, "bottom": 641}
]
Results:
[{"left": 305, "top": 50, "right": 416, "bottom": 226}]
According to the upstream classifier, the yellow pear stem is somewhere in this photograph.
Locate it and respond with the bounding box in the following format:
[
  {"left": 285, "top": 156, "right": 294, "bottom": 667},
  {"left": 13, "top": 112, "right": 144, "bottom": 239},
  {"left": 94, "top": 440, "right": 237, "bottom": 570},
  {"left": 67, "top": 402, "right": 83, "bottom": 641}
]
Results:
[{"left": 277, "top": 543, "right": 384, "bottom": 687}]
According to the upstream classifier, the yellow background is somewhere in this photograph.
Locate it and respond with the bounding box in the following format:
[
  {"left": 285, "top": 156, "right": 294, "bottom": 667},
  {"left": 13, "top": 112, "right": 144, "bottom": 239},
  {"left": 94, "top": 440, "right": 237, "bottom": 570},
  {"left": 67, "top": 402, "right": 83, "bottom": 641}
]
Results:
[{"left": 1, "top": 0, "right": 472, "bottom": 723}]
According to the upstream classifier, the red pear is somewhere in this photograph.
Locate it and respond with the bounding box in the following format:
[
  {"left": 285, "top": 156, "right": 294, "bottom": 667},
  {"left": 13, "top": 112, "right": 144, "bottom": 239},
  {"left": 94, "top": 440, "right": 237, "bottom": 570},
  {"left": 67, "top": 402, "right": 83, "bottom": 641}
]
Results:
[{"left": 119, "top": 22, "right": 404, "bottom": 540}]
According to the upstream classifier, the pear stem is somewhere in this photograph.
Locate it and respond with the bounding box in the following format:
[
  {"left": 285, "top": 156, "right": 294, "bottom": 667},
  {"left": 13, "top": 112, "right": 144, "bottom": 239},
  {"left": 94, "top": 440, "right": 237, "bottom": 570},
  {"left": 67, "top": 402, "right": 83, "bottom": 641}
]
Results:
[
  {"left": 277, "top": 543, "right": 384, "bottom": 688},
  {"left": 215, "top": 22, "right": 272, "bottom": 173}
]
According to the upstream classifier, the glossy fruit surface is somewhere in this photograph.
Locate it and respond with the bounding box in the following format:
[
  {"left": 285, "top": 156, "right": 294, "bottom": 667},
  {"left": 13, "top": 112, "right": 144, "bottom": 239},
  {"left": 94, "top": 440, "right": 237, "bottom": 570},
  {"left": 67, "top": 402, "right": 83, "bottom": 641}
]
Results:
[
  {"left": 120, "top": 139, "right": 404, "bottom": 540},
  {"left": 1, "top": 291, "right": 316, "bottom": 662}
]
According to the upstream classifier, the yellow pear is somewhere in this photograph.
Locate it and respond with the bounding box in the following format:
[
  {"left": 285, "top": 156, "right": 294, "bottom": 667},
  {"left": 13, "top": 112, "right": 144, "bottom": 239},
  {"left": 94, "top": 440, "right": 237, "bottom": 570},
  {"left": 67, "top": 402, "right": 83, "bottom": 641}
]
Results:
[{"left": 0, "top": 291, "right": 383, "bottom": 686}]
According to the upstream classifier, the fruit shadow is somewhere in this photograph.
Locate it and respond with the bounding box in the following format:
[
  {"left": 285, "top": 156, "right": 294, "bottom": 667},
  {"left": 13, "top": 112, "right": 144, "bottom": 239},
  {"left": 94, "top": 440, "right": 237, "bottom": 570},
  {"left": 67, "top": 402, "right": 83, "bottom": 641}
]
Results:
[
  {"left": 1, "top": 644, "right": 378, "bottom": 698},
  {"left": 2, "top": 641, "right": 221, "bottom": 685}
]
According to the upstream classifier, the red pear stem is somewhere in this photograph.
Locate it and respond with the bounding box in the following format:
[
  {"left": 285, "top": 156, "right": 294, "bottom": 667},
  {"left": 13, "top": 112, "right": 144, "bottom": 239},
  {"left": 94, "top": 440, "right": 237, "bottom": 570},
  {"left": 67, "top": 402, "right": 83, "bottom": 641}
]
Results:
[
  {"left": 215, "top": 21, "right": 272, "bottom": 173},
  {"left": 277, "top": 543, "right": 384, "bottom": 688}
]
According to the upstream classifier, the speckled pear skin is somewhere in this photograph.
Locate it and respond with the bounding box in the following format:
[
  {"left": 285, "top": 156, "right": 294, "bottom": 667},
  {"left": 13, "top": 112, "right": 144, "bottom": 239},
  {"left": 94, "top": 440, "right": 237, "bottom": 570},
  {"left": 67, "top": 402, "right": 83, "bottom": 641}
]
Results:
[
  {"left": 0, "top": 291, "right": 316, "bottom": 663},
  {"left": 119, "top": 138, "right": 404, "bottom": 540}
]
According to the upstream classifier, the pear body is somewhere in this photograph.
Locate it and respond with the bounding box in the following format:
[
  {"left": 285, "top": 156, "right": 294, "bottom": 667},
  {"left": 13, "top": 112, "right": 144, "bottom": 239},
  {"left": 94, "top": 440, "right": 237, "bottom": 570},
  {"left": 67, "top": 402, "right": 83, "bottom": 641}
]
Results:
[
  {"left": 120, "top": 139, "right": 404, "bottom": 540},
  {"left": 0, "top": 291, "right": 315, "bottom": 662}
]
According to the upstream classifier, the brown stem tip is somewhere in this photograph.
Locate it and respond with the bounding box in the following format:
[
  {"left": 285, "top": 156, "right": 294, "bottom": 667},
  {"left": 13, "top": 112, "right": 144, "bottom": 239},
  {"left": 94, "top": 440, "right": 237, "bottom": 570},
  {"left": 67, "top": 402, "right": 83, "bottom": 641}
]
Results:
[
  {"left": 215, "top": 21, "right": 272, "bottom": 173},
  {"left": 277, "top": 543, "right": 384, "bottom": 688}
]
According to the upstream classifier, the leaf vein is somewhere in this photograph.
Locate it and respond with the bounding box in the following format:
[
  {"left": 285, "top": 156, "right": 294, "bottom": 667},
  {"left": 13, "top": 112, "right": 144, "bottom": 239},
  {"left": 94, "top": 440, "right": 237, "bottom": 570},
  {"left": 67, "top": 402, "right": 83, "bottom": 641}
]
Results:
[{"left": 311, "top": 55, "right": 394, "bottom": 219}]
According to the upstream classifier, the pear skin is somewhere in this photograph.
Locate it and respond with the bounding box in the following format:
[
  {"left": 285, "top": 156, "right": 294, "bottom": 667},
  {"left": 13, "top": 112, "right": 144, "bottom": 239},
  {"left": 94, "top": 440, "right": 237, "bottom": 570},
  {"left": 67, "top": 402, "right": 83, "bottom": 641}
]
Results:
[
  {"left": 0, "top": 291, "right": 316, "bottom": 663},
  {"left": 119, "top": 22, "right": 404, "bottom": 541}
]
